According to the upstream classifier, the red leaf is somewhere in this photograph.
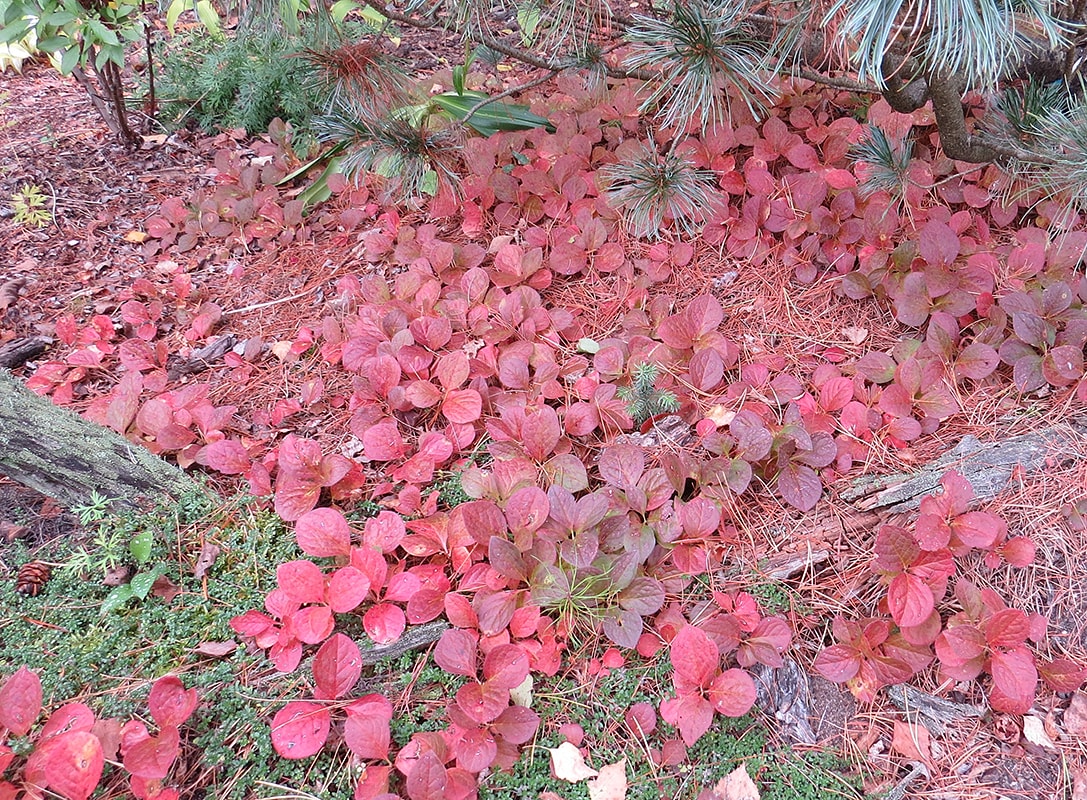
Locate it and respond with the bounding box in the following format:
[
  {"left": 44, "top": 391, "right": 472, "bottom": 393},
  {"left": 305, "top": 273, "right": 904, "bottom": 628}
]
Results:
[
  {"left": 123, "top": 725, "right": 180, "bottom": 779},
  {"left": 491, "top": 705, "right": 540, "bottom": 745},
  {"left": 405, "top": 751, "right": 448, "bottom": 800},
  {"left": 915, "top": 513, "right": 952, "bottom": 551},
  {"left": 453, "top": 726, "right": 497, "bottom": 773},
  {"left": 887, "top": 573, "right": 936, "bottom": 628},
  {"left": 0, "top": 666, "right": 41, "bottom": 736},
  {"left": 986, "top": 609, "right": 1030, "bottom": 648},
  {"left": 776, "top": 463, "right": 822, "bottom": 511},
  {"left": 1038, "top": 658, "right": 1087, "bottom": 692},
  {"left": 40, "top": 703, "right": 95, "bottom": 741},
  {"left": 659, "top": 693, "right": 714, "bottom": 747},
  {"left": 434, "top": 629, "right": 479, "bottom": 677},
  {"left": 345, "top": 695, "right": 393, "bottom": 761},
  {"left": 989, "top": 648, "right": 1038, "bottom": 714},
  {"left": 624, "top": 702, "right": 657, "bottom": 736},
  {"left": 952, "top": 511, "right": 1005, "bottom": 549},
  {"left": 271, "top": 702, "right": 331, "bottom": 760},
  {"left": 482, "top": 645, "right": 529, "bottom": 690},
  {"left": 708, "top": 669, "right": 757, "bottom": 717},
  {"left": 327, "top": 566, "right": 371, "bottom": 613},
  {"left": 200, "top": 440, "right": 251, "bottom": 474},
  {"left": 362, "top": 420, "right": 407, "bottom": 461},
  {"left": 918, "top": 221, "right": 960, "bottom": 266},
  {"left": 363, "top": 510, "right": 406, "bottom": 553},
  {"left": 39, "top": 731, "right": 104, "bottom": 800},
  {"left": 813, "top": 644, "right": 861, "bottom": 683},
  {"left": 676, "top": 497, "right": 720, "bottom": 538},
  {"left": 687, "top": 294, "right": 724, "bottom": 338},
  {"left": 442, "top": 389, "right": 483, "bottom": 424},
  {"left": 670, "top": 625, "right": 719, "bottom": 692},
  {"left": 521, "top": 405, "right": 562, "bottom": 462},
  {"left": 295, "top": 508, "right": 353, "bottom": 558},
  {"left": 1000, "top": 536, "right": 1036, "bottom": 567},
  {"left": 818, "top": 377, "right": 854, "bottom": 412},
  {"left": 455, "top": 680, "right": 509, "bottom": 724},
  {"left": 873, "top": 525, "right": 921, "bottom": 574},
  {"left": 290, "top": 606, "right": 335, "bottom": 644},
  {"left": 354, "top": 764, "right": 392, "bottom": 799},
  {"left": 313, "top": 634, "right": 363, "bottom": 700},
  {"left": 364, "top": 603, "right": 406, "bottom": 645},
  {"left": 278, "top": 560, "right": 327, "bottom": 605},
  {"left": 147, "top": 676, "right": 198, "bottom": 728}
]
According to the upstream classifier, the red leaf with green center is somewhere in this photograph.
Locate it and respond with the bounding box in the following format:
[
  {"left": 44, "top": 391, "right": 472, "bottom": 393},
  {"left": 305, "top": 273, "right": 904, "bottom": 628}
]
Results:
[
  {"left": 708, "top": 669, "right": 757, "bottom": 717},
  {"left": 455, "top": 680, "right": 509, "bottom": 724},
  {"left": 277, "top": 560, "right": 326, "bottom": 605},
  {"left": 313, "top": 634, "right": 363, "bottom": 700},
  {"left": 147, "top": 676, "right": 198, "bottom": 728},
  {"left": 887, "top": 573, "right": 935, "bottom": 628},
  {"left": 295, "top": 508, "right": 352, "bottom": 558},
  {"left": 364, "top": 603, "right": 405, "bottom": 645},
  {"left": 123, "top": 725, "right": 180, "bottom": 779},
  {"left": 0, "top": 666, "right": 41, "bottom": 735},
  {"left": 270, "top": 702, "right": 331, "bottom": 760},
  {"left": 38, "top": 731, "right": 104, "bottom": 800}
]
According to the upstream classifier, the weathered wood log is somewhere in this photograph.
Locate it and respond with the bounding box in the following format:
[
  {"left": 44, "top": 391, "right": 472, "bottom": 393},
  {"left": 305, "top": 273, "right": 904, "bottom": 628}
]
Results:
[
  {"left": 0, "top": 336, "right": 51, "bottom": 370},
  {"left": 0, "top": 369, "right": 206, "bottom": 510},
  {"left": 840, "top": 418, "right": 1087, "bottom": 513},
  {"left": 358, "top": 620, "right": 448, "bottom": 666},
  {"left": 166, "top": 334, "right": 237, "bottom": 382}
]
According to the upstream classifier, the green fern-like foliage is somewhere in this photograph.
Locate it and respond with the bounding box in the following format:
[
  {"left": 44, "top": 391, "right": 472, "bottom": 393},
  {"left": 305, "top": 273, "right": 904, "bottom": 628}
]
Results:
[
  {"left": 849, "top": 124, "right": 914, "bottom": 199},
  {"left": 617, "top": 362, "right": 681, "bottom": 426}
]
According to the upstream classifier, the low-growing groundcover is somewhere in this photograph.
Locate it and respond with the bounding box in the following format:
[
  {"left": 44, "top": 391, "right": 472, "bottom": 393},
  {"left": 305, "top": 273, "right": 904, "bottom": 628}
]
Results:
[{"left": 0, "top": 493, "right": 861, "bottom": 799}]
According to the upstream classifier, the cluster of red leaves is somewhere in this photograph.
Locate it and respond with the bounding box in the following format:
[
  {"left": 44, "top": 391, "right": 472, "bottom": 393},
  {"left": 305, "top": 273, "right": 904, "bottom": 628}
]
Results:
[
  {"left": 18, "top": 73, "right": 1087, "bottom": 795},
  {"left": 0, "top": 668, "right": 197, "bottom": 800},
  {"left": 815, "top": 471, "right": 1084, "bottom": 712}
]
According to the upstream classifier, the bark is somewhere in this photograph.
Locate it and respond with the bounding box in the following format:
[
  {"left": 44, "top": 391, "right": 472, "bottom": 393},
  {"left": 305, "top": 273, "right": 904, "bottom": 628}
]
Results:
[
  {"left": 0, "top": 370, "right": 205, "bottom": 511},
  {"left": 0, "top": 337, "right": 51, "bottom": 370},
  {"left": 840, "top": 418, "right": 1087, "bottom": 513}
]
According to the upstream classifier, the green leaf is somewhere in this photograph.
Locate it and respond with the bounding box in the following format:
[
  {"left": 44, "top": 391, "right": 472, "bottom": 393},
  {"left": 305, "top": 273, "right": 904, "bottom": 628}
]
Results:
[
  {"left": 297, "top": 155, "right": 346, "bottom": 212},
  {"left": 129, "top": 566, "right": 164, "bottom": 600},
  {"left": 101, "top": 584, "right": 134, "bottom": 615},
  {"left": 86, "top": 19, "right": 120, "bottom": 47},
  {"left": 194, "top": 0, "right": 220, "bottom": 38},
  {"left": 130, "top": 530, "right": 153, "bottom": 563},
  {"left": 358, "top": 4, "right": 387, "bottom": 28},
  {"left": 431, "top": 91, "right": 554, "bottom": 136},
  {"left": 420, "top": 168, "right": 438, "bottom": 196},
  {"left": 58, "top": 43, "right": 79, "bottom": 74},
  {"left": 35, "top": 35, "right": 69, "bottom": 52},
  {"left": 516, "top": 3, "right": 540, "bottom": 45},
  {"left": 43, "top": 10, "right": 77, "bottom": 26},
  {"left": 164, "top": 0, "right": 185, "bottom": 32},
  {"left": 452, "top": 64, "right": 467, "bottom": 96},
  {"left": 329, "top": 0, "right": 359, "bottom": 23}
]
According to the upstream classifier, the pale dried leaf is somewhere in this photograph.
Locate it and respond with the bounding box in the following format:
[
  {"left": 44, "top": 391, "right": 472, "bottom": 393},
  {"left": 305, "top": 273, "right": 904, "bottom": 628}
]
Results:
[
  {"left": 1022, "top": 715, "right": 1056, "bottom": 749},
  {"left": 549, "top": 742, "right": 598, "bottom": 782},
  {"left": 712, "top": 763, "right": 760, "bottom": 800},
  {"left": 1065, "top": 692, "right": 1087, "bottom": 738},
  {"left": 0, "top": 278, "right": 26, "bottom": 311},
  {"left": 193, "top": 640, "right": 237, "bottom": 658},
  {"left": 587, "top": 759, "right": 627, "bottom": 800},
  {"left": 1073, "top": 767, "right": 1087, "bottom": 800},
  {"left": 510, "top": 674, "right": 533, "bottom": 707},
  {"left": 841, "top": 326, "right": 869, "bottom": 344},
  {"left": 193, "top": 541, "right": 221, "bottom": 580},
  {"left": 124, "top": 231, "right": 149, "bottom": 244},
  {"left": 705, "top": 405, "right": 735, "bottom": 427}
]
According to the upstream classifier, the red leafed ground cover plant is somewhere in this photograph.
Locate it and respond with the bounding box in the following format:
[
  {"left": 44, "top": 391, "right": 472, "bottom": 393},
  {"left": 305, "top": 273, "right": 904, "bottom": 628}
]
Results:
[{"left": 3, "top": 49, "right": 1087, "bottom": 800}]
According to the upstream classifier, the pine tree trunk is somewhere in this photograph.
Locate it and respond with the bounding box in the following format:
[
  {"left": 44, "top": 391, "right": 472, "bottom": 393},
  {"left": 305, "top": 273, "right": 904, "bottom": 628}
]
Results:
[{"left": 0, "top": 370, "right": 205, "bottom": 510}]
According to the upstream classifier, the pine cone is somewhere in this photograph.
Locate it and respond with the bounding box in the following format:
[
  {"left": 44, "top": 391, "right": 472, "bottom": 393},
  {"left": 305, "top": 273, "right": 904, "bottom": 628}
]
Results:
[{"left": 15, "top": 561, "right": 51, "bottom": 596}]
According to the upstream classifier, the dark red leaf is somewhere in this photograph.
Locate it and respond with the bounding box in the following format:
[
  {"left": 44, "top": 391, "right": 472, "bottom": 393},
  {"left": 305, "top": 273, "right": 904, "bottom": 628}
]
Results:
[
  {"left": 813, "top": 644, "right": 861, "bottom": 683},
  {"left": 39, "top": 731, "right": 104, "bottom": 800},
  {"left": 454, "top": 681, "right": 509, "bottom": 725},
  {"left": 405, "top": 751, "right": 447, "bottom": 800},
  {"left": 985, "top": 609, "right": 1030, "bottom": 648},
  {"left": 482, "top": 645, "right": 529, "bottom": 690},
  {"left": 670, "top": 625, "right": 719, "bottom": 692},
  {"left": 345, "top": 695, "right": 393, "bottom": 761},
  {"left": 491, "top": 705, "right": 540, "bottom": 744},
  {"left": 989, "top": 648, "right": 1038, "bottom": 714},
  {"left": 887, "top": 573, "right": 935, "bottom": 628},
  {"left": 433, "top": 629, "right": 478, "bottom": 677}
]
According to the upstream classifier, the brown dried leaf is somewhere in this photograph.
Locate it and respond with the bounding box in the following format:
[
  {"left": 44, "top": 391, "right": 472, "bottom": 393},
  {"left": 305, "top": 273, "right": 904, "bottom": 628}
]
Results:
[
  {"left": 0, "top": 520, "right": 29, "bottom": 542},
  {"left": 103, "top": 565, "right": 135, "bottom": 586},
  {"left": 192, "top": 541, "right": 221, "bottom": 580},
  {"left": 90, "top": 717, "right": 123, "bottom": 761},
  {"left": 587, "top": 759, "right": 626, "bottom": 800},
  {"left": 0, "top": 278, "right": 26, "bottom": 311},
  {"left": 549, "top": 742, "right": 598, "bottom": 782},
  {"left": 151, "top": 574, "right": 181, "bottom": 602},
  {"left": 193, "top": 640, "right": 237, "bottom": 658},
  {"left": 1065, "top": 692, "right": 1087, "bottom": 738},
  {"left": 891, "top": 720, "right": 933, "bottom": 767},
  {"left": 712, "top": 763, "right": 760, "bottom": 800}
]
